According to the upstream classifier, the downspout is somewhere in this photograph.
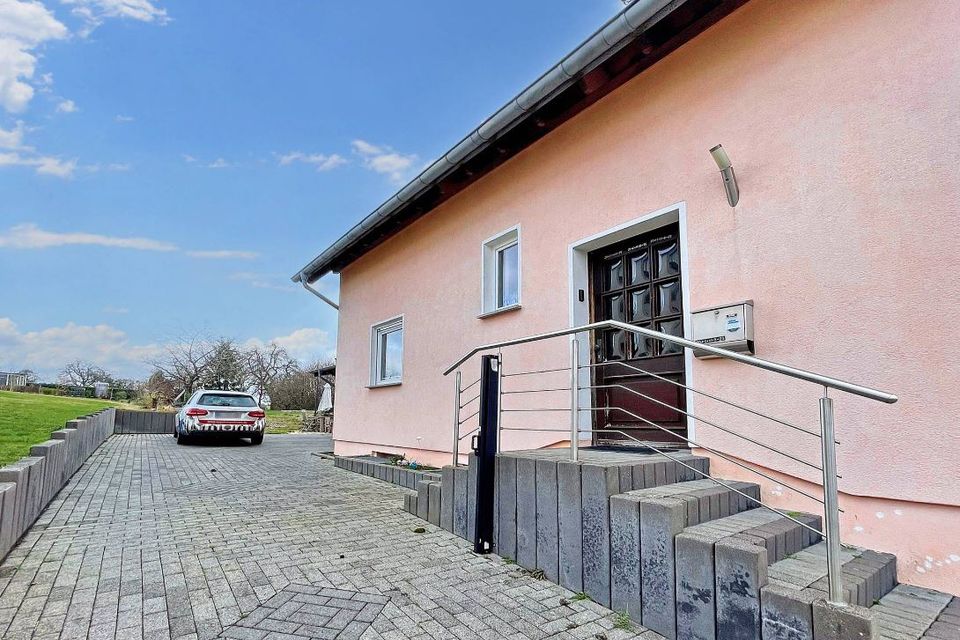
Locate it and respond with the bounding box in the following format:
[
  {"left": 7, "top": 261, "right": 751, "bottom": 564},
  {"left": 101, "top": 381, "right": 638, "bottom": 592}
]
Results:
[{"left": 298, "top": 275, "right": 340, "bottom": 311}]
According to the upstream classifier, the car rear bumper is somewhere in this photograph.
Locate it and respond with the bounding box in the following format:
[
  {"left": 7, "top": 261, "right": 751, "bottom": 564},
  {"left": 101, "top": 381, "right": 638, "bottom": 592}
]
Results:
[{"left": 186, "top": 423, "right": 264, "bottom": 433}]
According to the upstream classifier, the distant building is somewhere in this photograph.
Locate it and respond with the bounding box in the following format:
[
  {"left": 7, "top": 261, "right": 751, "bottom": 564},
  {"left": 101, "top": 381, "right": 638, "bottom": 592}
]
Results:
[{"left": 0, "top": 372, "right": 27, "bottom": 389}]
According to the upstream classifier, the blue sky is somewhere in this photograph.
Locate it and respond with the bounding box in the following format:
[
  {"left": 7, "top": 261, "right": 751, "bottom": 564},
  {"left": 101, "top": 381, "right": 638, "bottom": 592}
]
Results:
[{"left": 0, "top": 0, "right": 621, "bottom": 380}]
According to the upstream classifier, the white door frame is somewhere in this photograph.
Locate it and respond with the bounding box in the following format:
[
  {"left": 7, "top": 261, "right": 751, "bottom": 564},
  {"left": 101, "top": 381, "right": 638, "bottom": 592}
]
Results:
[{"left": 566, "top": 202, "right": 696, "bottom": 443}]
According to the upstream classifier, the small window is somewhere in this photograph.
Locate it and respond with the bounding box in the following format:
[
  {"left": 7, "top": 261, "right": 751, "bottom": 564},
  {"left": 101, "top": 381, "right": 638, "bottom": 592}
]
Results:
[
  {"left": 482, "top": 226, "right": 521, "bottom": 316},
  {"left": 371, "top": 317, "right": 403, "bottom": 386}
]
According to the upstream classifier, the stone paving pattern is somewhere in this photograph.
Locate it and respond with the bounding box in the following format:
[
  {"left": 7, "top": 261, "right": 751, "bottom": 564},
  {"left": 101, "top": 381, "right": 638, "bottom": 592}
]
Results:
[{"left": 0, "top": 434, "right": 662, "bottom": 640}]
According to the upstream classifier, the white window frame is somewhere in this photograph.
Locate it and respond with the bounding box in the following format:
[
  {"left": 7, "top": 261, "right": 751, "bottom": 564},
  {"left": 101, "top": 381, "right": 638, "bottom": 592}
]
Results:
[
  {"left": 369, "top": 315, "right": 404, "bottom": 387},
  {"left": 480, "top": 225, "right": 521, "bottom": 317}
]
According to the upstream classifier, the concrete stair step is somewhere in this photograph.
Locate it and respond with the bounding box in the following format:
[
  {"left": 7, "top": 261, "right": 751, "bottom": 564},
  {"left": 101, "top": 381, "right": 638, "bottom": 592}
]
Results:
[
  {"left": 671, "top": 508, "right": 822, "bottom": 640},
  {"left": 761, "top": 542, "right": 898, "bottom": 639},
  {"left": 869, "top": 584, "right": 959, "bottom": 640},
  {"left": 608, "top": 478, "right": 762, "bottom": 636}
]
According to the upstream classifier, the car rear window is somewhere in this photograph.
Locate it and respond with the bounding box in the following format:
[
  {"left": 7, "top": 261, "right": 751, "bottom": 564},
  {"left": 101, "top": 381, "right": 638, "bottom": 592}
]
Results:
[{"left": 197, "top": 394, "right": 257, "bottom": 408}]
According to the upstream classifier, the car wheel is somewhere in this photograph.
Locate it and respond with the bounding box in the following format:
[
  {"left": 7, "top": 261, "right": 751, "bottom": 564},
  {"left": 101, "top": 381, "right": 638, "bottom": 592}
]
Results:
[
  {"left": 249, "top": 433, "right": 264, "bottom": 446},
  {"left": 177, "top": 431, "right": 191, "bottom": 445}
]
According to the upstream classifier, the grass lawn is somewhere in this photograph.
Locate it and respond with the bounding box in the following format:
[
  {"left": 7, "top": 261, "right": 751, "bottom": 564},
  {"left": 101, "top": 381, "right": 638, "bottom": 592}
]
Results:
[
  {"left": 265, "top": 410, "right": 303, "bottom": 434},
  {"left": 0, "top": 391, "right": 129, "bottom": 466}
]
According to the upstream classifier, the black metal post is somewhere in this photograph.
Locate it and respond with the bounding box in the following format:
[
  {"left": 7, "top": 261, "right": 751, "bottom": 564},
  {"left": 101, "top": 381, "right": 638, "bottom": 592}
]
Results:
[{"left": 473, "top": 354, "right": 499, "bottom": 554}]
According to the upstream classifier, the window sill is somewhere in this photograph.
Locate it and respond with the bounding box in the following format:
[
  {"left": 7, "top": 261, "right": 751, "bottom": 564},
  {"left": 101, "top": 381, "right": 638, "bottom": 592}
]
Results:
[
  {"left": 367, "top": 380, "right": 402, "bottom": 389},
  {"left": 478, "top": 303, "right": 522, "bottom": 319}
]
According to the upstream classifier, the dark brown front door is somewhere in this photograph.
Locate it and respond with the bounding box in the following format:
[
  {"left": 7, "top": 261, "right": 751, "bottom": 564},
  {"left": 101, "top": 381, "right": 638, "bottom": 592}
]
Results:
[{"left": 589, "top": 224, "right": 686, "bottom": 445}]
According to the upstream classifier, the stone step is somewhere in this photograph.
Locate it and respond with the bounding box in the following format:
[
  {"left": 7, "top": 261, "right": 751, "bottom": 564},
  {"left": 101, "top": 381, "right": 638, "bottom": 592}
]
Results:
[
  {"left": 762, "top": 542, "right": 898, "bottom": 639},
  {"left": 670, "top": 508, "right": 822, "bottom": 640},
  {"left": 608, "top": 478, "right": 762, "bottom": 635},
  {"left": 869, "top": 584, "right": 959, "bottom": 640}
]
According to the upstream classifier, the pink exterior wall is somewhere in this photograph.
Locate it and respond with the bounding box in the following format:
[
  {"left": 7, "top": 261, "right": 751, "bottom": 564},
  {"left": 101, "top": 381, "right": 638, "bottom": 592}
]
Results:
[{"left": 331, "top": 0, "right": 960, "bottom": 591}]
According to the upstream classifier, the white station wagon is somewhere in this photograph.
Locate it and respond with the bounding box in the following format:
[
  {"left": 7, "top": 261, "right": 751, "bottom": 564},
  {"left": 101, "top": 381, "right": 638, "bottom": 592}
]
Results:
[{"left": 175, "top": 390, "right": 266, "bottom": 445}]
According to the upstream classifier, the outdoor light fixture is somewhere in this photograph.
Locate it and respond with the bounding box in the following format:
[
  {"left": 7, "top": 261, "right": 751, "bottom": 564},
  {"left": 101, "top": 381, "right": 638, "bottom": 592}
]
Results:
[{"left": 710, "top": 144, "right": 739, "bottom": 207}]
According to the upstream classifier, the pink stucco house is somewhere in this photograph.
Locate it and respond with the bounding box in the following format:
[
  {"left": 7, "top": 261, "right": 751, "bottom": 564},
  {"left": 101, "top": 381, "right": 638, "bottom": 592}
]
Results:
[{"left": 294, "top": 0, "right": 960, "bottom": 595}]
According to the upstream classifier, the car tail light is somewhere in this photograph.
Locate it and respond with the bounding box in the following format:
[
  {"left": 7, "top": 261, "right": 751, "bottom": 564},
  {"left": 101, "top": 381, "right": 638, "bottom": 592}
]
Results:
[
  {"left": 248, "top": 410, "right": 266, "bottom": 419},
  {"left": 185, "top": 408, "right": 208, "bottom": 417}
]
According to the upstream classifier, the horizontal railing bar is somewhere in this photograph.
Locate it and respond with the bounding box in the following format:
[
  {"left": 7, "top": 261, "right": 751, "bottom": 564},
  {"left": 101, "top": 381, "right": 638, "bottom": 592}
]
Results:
[
  {"left": 501, "top": 387, "right": 572, "bottom": 395},
  {"left": 585, "top": 360, "right": 830, "bottom": 441},
  {"left": 588, "top": 384, "right": 829, "bottom": 476},
  {"left": 458, "top": 409, "right": 479, "bottom": 425},
  {"left": 443, "top": 320, "right": 897, "bottom": 404},
  {"left": 501, "top": 366, "right": 570, "bottom": 378},
  {"left": 584, "top": 406, "right": 828, "bottom": 506},
  {"left": 498, "top": 426, "right": 824, "bottom": 537},
  {"left": 459, "top": 378, "right": 481, "bottom": 394},
  {"left": 501, "top": 408, "right": 570, "bottom": 412},
  {"left": 458, "top": 427, "right": 479, "bottom": 441},
  {"left": 459, "top": 394, "right": 480, "bottom": 409}
]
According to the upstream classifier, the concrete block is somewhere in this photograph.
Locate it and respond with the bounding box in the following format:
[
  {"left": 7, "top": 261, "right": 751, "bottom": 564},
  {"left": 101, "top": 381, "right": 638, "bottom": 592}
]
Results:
[
  {"left": 515, "top": 457, "right": 537, "bottom": 570},
  {"left": 492, "top": 456, "right": 500, "bottom": 553},
  {"left": 467, "top": 453, "right": 478, "bottom": 544},
  {"left": 610, "top": 493, "right": 642, "bottom": 621},
  {"left": 581, "top": 463, "right": 619, "bottom": 607},
  {"left": 675, "top": 532, "right": 718, "bottom": 640},
  {"left": 716, "top": 537, "right": 768, "bottom": 640},
  {"left": 0, "top": 482, "right": 17, "bottom": 557},
  {"left": 618, "top": 465, "right": 633, "bottom": 493},
  {"left": 812, "top": 599, "right": 876, "bottom": 640},
  {"left": 30, "top": 439, "right": 66, "bottom": 509},
  {"left": 535, "top": 459, "right": 559, "bottom": 582},
  {"left": 440, "top": 467, "right": 454, "bottom": 532},
  {"left": 427, "top": 482, "right": 441, "bottom": 526},
  {"left": 453, "top": 466, "right": 469, "bottom": 540},
  {"left": 497, "top": 456, "right": 517, "bottom": 561},
  {"left": 557, "top": 460, "right": 583, "bottom": 592},
  {"left": 416, "top": 481, "right": 429, "bottom": 521},
  {"left": 761, "top": 583, "right": 815, "bottom": 640},
  {"left": 639, "top": 497, "right": 687, "bottom": 638}
]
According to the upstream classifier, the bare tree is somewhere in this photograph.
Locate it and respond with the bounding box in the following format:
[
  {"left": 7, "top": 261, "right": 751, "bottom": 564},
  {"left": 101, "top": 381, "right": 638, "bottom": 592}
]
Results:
[
  {"left": 148, "top": 334, "right": 214, "bottom": 397},
  {"left": 59, "top": 360, "right": 114, "bottom": 386},
  {"left": 200, "top": 339, "right": 246, "bottom": 391},
  {"left": 245, "top": 343, "right": 297, "bottom": 404}
]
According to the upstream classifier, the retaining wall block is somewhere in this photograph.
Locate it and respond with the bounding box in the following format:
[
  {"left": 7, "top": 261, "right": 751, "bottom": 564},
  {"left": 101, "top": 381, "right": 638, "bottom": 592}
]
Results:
[
  {"left": 427, "top": 482, "right": 441, "bottom": 526},
  {"left": 639, "top": 496, "right": 689, "bottom": 638},
  {"left": 581, "top": 463, "right": 620, "bottom": 607},
  {"left": 610, "top": 492, "right": 643, "bottom": 621},
  {"left": 440, "top": 466, "right": 455, "bottom": 532},
  {"left": 675, "top": 532, "right": 719, "bottom": 640},
  {"left": 416, "top": 481, "right": 430, "bottom": 521},
  {"left": 535, "top": 459, "right": 559, "bottom": 582},
  {"left": 453, "top": 466, "right": 469, "bottom": 540},
  {"left": 466, "top": 453, "right": 478, "bottom": 545},
  {"left": 497, "top": 455, "right": 517, "bottom": 560},
  {"left": 557, "top": 460, "right": 583, "bottom": 593},
  {"left": 811, "top": 599, "right": 876, "bottom": 640},
  {"left": 492, "top": 456, "right": 500, "bottom": 553},
  {"left": 0, "top": 482, "right": 18, "bottom": 556},
  {"left": 515, "top": 457, "right": 537, "bottom": 570},
  {"left": 715, "top": 537, "right": 768, "bottom": 640},
  {"left": 760, "top": 583, "right": 816, "bottom": 640},
  {"left": 29, "top": 439, "right": 66, "bottom": 510}
]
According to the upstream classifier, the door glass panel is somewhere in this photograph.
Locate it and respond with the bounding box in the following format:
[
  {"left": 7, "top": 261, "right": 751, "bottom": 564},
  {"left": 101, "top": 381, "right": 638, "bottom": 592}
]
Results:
[
  {"left": 632, "top": 329, "right": 654, "bottom": 358},
  {"left": 603, "top": 330, "right": 625, "bottom": 361},
  {"left": 605, "top": 294, "right": 625, "bottom": 321},
  {"left": 497, "top": 242, "right": 519, "bottom": 308},
  {"left": 657, "top": 280, "right": 681, "bottom": 316},
  {"left": 655, "top": 241, "right": 680, "bottom": 278},
  {"left": 657, "top": 319, "right": 683, "bottom": 355},
  {"left": 629, "top": 252, "right": 650, "bottom": 285},
  {"left": 629, "top": 287, "right": 651, "bottom": 321},
  {"left": 605, "top": 258, "right": 624, "bottom": 290}
]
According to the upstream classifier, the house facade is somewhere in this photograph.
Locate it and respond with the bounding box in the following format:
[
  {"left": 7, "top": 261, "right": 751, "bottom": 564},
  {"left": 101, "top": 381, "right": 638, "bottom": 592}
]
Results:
[{"left": 295, "top": 0, "right": 960, "bottom": 592}]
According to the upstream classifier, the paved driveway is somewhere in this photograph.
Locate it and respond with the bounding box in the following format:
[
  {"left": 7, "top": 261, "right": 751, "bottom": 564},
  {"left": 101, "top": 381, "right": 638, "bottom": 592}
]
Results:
[{"left": 0, "top": 434, "right": 658, "bottom": 640}]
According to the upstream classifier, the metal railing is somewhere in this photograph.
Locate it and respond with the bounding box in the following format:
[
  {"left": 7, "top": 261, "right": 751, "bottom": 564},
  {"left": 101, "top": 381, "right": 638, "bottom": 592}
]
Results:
[{"left": 444, "top": 320, "right": 897, "bottom": 605}]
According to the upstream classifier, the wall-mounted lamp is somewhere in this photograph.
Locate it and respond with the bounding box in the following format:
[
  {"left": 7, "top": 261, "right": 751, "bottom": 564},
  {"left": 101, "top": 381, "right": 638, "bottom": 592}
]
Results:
[{"left": 710, "top": 144, "right": 739, "bottom": 207}]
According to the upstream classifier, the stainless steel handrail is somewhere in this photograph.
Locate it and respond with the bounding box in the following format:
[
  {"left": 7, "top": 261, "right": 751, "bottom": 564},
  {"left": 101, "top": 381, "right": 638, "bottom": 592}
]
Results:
[{"left": 443, "top": 320, "right": 898, "bottom": 404}]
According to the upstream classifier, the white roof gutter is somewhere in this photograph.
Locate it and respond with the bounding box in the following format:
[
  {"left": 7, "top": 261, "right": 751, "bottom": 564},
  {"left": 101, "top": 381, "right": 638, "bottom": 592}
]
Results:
[{"left": 292, "top": 0, "right": 674, "bottom": 285}]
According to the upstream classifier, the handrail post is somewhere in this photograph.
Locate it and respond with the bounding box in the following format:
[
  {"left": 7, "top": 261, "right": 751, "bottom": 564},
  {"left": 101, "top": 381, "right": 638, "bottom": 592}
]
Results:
[
  {"left": 452, "top": 371, "right": 462, "bottom": 467},
  {"left": 819, "top": 389, "right": 844, "bottom": 605},
  {"left": 570, "top": 338, "right": 580, "bottom": 462}
]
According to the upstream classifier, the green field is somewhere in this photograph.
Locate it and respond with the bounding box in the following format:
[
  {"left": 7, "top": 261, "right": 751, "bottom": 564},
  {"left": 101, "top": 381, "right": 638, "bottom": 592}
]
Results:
[
  {"left": 265, "top": 410, "right": 303, "bottom": 434},
  {"left": 0, "top": 391, "right": 129, "bottom": 466}
]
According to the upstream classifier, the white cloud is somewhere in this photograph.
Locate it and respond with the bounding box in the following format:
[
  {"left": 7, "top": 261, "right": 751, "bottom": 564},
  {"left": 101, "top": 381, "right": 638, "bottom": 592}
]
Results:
[
  {"left": 276, "top": 151, "right": 347, "bottom": 172},
  {"left": 244, "top": 327, "right": 332, "bottom": 364},
  {"left": 187, "top": 249, "right": 259, "bottom": 260},
  {"left": 55, "top": 97, "right": 76, "bottom": 113},
  {"left": 181, "top": 153, "right": 196, "bottom": 163},
  {"left": 351, "top": 139, "right": 417, "bottom": 184},
  {"left": 206, "top": 157, "right": 231, "bottom": 169},
  {"left": 230, "top": 272, "right": 296, "bottom": 293},
  {"left": 0, "top": 0, "right": 69, "bottom": 113},
  {"left": 0, "top": 316, "right": 163, "bottom": 380},
  {"left": 0, "top": 120, "right": 26, "bottom": 148},
  {"left": 0, "top": 150, "right": 77, "bottom": 177},
  {"left": 114, "top": 114, "right": 134, "bottom": 122},
  {"left": 62, "top": 0, "right": 169, "bottom": 36},
  {"left": 0, "top": 222, "right": 177, "bottom": 250}
]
